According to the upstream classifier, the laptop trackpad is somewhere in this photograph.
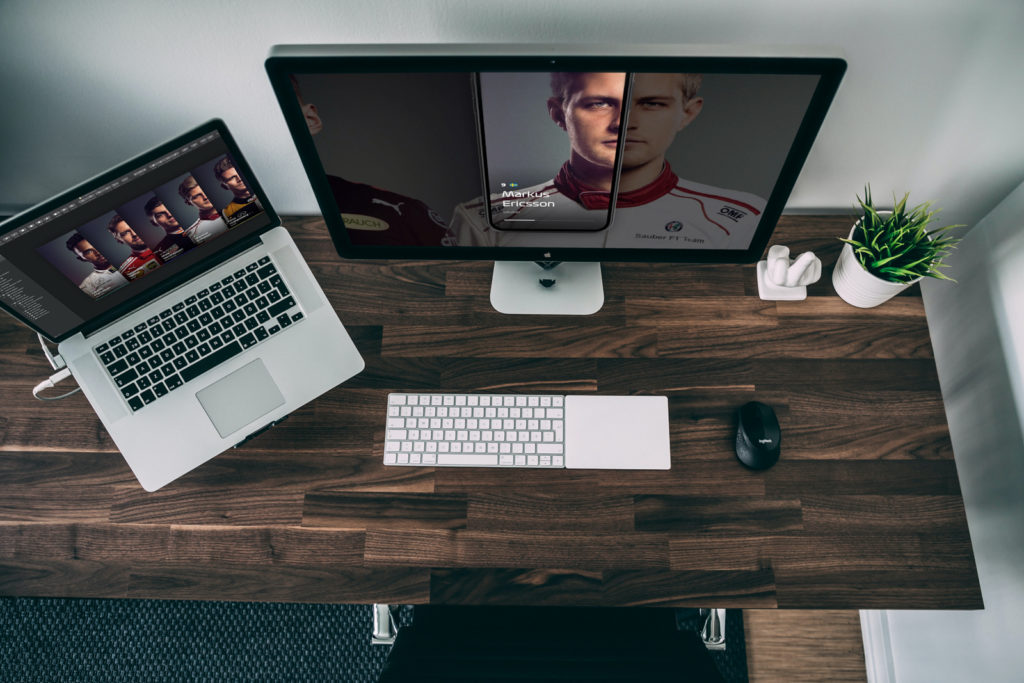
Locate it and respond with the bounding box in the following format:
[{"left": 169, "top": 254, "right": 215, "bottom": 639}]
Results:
[{"left": 195, "top": 359, "right": 285, "bottom": 438}]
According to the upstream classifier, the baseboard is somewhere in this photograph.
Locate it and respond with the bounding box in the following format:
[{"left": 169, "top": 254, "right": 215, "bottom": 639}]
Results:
[{"left": 860, "top": 610, "right": 896, "bottom": 683}]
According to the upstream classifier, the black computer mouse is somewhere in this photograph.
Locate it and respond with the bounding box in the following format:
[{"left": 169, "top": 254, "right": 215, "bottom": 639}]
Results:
[{"left": 735, "top": 401, "right": 781, "bottom": 469}]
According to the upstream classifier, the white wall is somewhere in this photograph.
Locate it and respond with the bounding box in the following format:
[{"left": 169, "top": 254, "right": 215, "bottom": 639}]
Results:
[
  {"left": 862, "top": 180, "right": 1024, "bottom": 682},
  {"left": 2, "top": 0, "right": 1023, "bottom": 229}
]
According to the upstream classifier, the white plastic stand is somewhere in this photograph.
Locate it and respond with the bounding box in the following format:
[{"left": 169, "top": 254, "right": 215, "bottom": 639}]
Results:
[
  {"left": 756, "top": 245, "right": 822, "bottom": 301},
  {"left": 490, "top": 261, "right": 604, "bottom": 315},
  {"left": 756, "top": 260, "right": 808, "bottom": 300}
]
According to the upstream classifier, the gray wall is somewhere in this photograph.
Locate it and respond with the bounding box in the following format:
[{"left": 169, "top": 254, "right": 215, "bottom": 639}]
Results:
[
  {"left": 2, "top": 0, "right": 1023, "bottom": 232},
  {"left": 862, "top": 180, "right": 1024, "bottom": 681}
]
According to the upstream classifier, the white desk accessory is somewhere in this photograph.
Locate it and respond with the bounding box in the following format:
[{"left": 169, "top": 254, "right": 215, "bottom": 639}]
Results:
[{"left": 756, "top": 245, "right": 822, "bottom": 301}]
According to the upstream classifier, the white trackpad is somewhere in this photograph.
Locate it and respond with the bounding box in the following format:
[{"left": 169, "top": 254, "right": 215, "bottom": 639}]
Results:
[
  {"left": 564, "top": 395, "right": 671, "bottom": 470},
  {"left": 196, "top": 359, "right": 285, "bottom": 438}
]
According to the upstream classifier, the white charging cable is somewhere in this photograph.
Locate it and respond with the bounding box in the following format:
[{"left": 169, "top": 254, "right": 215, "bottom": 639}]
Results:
[{"left": 32, "top": 333, "right": 81, "bottom": 401}]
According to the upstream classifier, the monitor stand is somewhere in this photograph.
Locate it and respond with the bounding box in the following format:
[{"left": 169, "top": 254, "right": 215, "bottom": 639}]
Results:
[{"left": 490, "top": 261, "right": 604, "bottom": 315}]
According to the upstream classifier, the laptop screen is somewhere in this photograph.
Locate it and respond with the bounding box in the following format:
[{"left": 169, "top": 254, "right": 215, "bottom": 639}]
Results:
[{"left": 0, "top": 125, "right": 275, "bottom": 341}]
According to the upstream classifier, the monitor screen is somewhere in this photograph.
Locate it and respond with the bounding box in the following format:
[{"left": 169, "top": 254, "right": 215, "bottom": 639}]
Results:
[{"left": 266, "top": 45, "right": 845, "bottom": 267}]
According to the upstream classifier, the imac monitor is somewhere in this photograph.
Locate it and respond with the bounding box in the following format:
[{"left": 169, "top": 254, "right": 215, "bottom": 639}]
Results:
[{"left": 266, "top": 45, "right": 846, "bottom": 314}]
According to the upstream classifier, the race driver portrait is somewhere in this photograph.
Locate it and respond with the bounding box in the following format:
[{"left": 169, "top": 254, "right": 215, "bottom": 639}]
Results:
[{"left": 450, "top": 71, "right": 767, "bottom": 250}]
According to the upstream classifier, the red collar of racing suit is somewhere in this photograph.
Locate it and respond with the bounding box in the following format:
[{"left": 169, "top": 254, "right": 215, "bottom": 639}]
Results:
[{"left": 553, "top": 162, "right": 679, "bottom": 209}]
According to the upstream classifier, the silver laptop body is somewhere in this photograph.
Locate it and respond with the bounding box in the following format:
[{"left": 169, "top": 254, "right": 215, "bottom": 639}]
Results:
[{"left": 0, "top": 120, "right": 364, "bottom": 490}]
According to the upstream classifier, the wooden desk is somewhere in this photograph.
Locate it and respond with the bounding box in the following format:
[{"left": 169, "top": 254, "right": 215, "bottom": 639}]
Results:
[{"left": 0, "top": 215, "right": 981, "bottom": 610}]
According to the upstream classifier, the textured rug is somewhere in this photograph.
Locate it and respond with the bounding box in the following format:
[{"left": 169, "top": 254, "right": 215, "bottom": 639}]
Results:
[{"left": 1, "top": 598, "right": 747, "bottom": 682}]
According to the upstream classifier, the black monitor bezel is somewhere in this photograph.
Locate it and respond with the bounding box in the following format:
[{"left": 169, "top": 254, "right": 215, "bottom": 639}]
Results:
[
  {"left": 266, "top": 50, "right": 846, "bottom": 264},
  {"left": 0, "top": 119, "right": 280, "bottom": 343}
]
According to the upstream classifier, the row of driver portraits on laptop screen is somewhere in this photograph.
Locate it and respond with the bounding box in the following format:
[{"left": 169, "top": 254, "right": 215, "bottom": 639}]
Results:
[{"left": 35, "top": 154, "right": 264, "bottom": 302}]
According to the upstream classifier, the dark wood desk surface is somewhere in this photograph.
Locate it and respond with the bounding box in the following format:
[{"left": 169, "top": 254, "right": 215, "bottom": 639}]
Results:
[{"left": 0, "top": 215, "right": 981, "bottom": 610}]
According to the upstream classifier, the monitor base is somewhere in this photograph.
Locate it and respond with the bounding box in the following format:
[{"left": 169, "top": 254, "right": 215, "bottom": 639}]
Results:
[{"left": 490, "top": 261, "right": 604, "bottom": 315}]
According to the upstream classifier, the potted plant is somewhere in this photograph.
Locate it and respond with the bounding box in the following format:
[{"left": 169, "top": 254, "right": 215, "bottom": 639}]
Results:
[{"left": 832, "top": 186, "right": 962, "bottom": 308}]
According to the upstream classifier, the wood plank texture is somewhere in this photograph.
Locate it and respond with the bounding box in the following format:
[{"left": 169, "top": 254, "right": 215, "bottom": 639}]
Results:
[
  {"left": 745, "top": 609, "right": 867, "bottom": 682},
  {"left": 0, "top": 215, "right": 981, "bottom": 609}
]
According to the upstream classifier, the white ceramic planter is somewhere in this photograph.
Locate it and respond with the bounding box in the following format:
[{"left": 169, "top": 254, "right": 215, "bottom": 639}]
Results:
[{"left": 832, "top": 223, "right": 922, "bottom": 308}]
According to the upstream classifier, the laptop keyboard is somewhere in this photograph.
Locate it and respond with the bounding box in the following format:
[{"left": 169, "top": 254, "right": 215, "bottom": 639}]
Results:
[{"left": 93, "top": 255, "right": 303, "bottom": 412}]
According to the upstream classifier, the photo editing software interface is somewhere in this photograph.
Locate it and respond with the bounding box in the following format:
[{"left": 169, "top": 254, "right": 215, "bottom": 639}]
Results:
[
  {"left": 0, "top": 131, "right": 272, "bottom": 340},
  {"left": 285, "top": 67, "right": 826, "bottom": 254}
]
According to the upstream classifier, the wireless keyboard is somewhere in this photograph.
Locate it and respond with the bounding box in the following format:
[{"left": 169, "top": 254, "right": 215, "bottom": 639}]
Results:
[
  {"left": 385, "top": 392, "right": 565, "bottom": 467},
  {"left": 383, "top": 392, "right": 673, "bottom": 470}
]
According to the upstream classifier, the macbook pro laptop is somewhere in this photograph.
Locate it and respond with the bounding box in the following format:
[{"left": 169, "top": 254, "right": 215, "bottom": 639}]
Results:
[{"left": 0, "top": 119, "right": 365, "bottom": 490}]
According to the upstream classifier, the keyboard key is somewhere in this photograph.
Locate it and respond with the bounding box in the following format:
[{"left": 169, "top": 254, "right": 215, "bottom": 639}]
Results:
[
  {"left": 165, "top": 374, "right": 183, "bottom": 391},
  {"left": 96, "top": 342, "right": 109, "bottom": 353},
  {"left": 268, "top": 297, "right": 296, "bottom": 318},
  {"left": 105, "top": 358, "right": 128, "bottom": 374},
  {"left": 141, "top": 389, "right": 156, "bottom": 405},
  {"left": 114, "top": 368, "right": 138, "bottom": 387},
  {"left": 180, "top": 341, "right": 244, "bottom": 383}
]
